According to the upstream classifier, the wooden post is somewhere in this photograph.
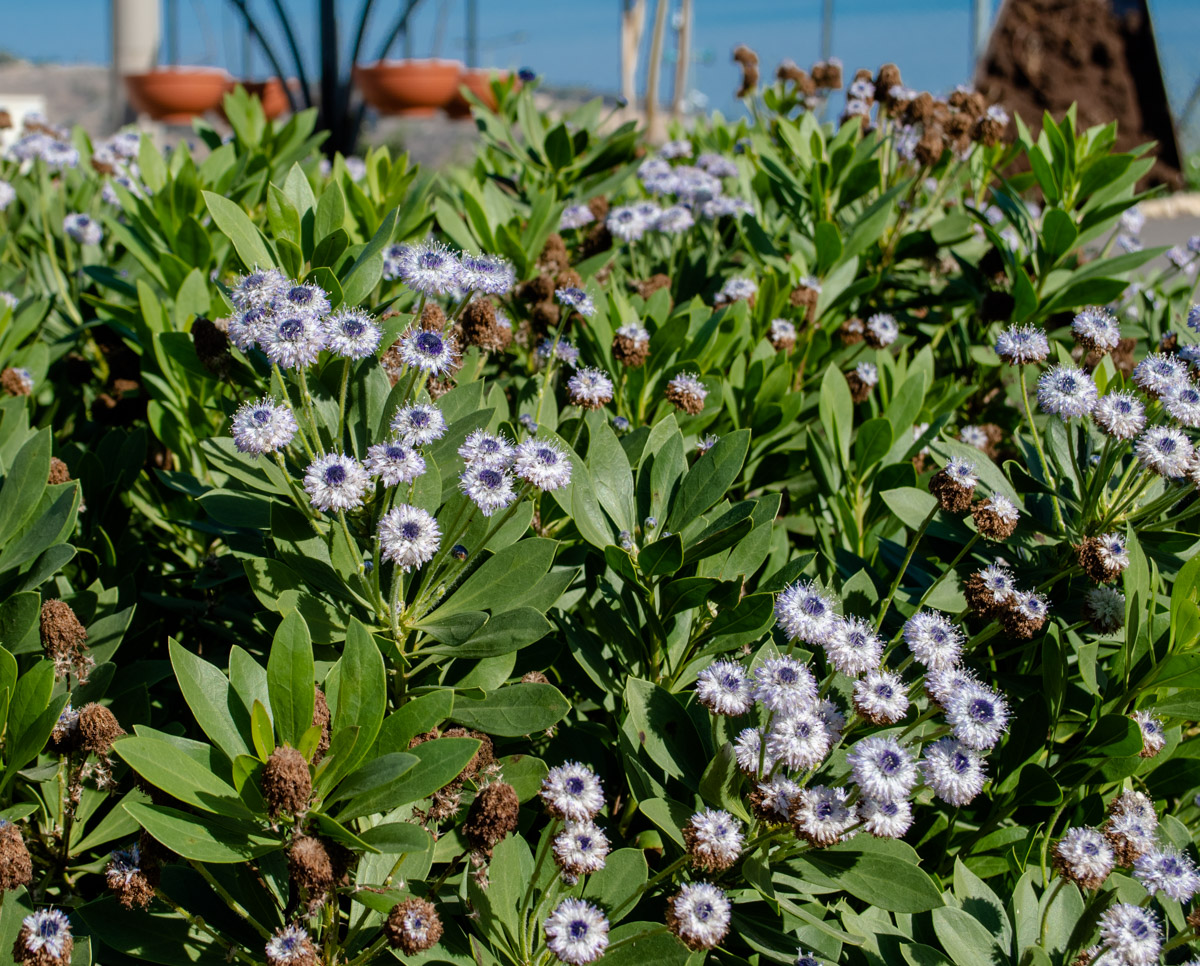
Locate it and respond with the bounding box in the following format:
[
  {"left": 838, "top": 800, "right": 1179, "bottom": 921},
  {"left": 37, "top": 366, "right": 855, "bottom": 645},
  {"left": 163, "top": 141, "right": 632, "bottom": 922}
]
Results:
[
  {"left": 620, "top": 0, "right": 647, "bottom": 108},
  {"left": 644, "top": 0, "right": 669, "bottom": 139},
  {"left": 671, "top": 0, "right": 692, "bottom": 119}
]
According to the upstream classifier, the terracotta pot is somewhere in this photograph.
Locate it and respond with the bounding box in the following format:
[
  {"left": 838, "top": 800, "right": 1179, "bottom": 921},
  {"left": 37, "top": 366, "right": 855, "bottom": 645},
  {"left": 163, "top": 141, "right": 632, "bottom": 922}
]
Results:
[
  {"left": 226, "top": 78, "right": 292, "bottom": 120},
  {"left": 123, "top": 67, "right": 231, "bottom": 124},
  {"left": 446, "top": 69, "right": 509, "bottom": 119},
  {"left": 353, "top": 59, "right": 463, "bottom": 116}
]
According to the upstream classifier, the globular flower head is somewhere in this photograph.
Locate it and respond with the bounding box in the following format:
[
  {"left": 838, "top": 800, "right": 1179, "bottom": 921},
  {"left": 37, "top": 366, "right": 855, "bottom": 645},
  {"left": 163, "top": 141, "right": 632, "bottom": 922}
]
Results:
[
  {"left": 612, "top": 323, "right": 651, "bottom": 367},
  {"left": 16, "top": 909, "right": 73, "bottom": 965},
  {"left": 684, "top": 809, "right": 744, "bottom": 872},
  {"left": 1097, "top": 903, "right": 1161, "bottom": 966},
  {"left": 1165, "top": 381, "right": 1200, "bottom": 427},
  {"left": 1084, "top": 585, "right": 1125, "bottom": 634},
  {"left": 458, "top": 429, "right": 515, "bottom": 469},
  {"left": 366, "top": 439, "right": 426, "bottom": 487},
  {"left": 391, "top": 403, "right": 446, "bottom": 446},
  {"left": 766, "top": 711, "right": 831, "bottom": 771},
  {"left": 902, "top": 611, "right": 963, "bottom": 669},
  {"left": 791, "top": 785, "right": 856, "bottom": 847},
  {"left": 1078, "top": 532, "right": 1129, "bottom": 583},
  {"left": 1071, "top": 307, "right": 1121, "bottom": 353},
  {"left": 994, "top": 324, "right": 1049, "bottom": 365},
  {"left": 303, "top": 452, "right": 371, "bottom": 512},
  {"left": 768, "top": 318, "right": 797, "bottom": 352},
  {"left": 553, "top": 821, "right": 611, "bottom": 880},
  {"left": 753, "top": 657, "right": 818, "bottom": 714},
  {"left": 63, "top": 212, "right": 102, "bottom": 245},
  {"left": 1135, "top": 425, "right": 1193, "bottom": 477},
  {"left": 555, "top": 287, "right": 596, "bottom": 318},
  {"left": 960, "top": 424, "right": 990, "bottom": 449},
  {"left": 1133, "top": 847, "right": 1200, "bottom": 902},
  {"left": 774, "top": 579, "right": 839, "bottom": 646},
  {"left": 734, "top": 727, "right": 774, "bottom": 776},
  {"left": 965, "top": 562, "right": 1018, "bottom": 617},
  {"left": 398, "top": 327, "right": 458, "bottom": 376},
  {"left": 1000, "top": 590, "right": 1049, "bottom": 639},
  {"left": 384, "top": 898, "right": 443, "bottom": 954},
  {"left": 945, "top": 682, "right": 1009, "bottom": 750},
  {"left": 538, "top": 338, "right": 581, "bottom": 368},
  {"left": 231, "top": 267, "right": 289, "bottom": 311},
  {"left": 972, "top": 494, "right": 1019, "bottom": 541},
  {"left": 847, "top": 735, "right": 918, "bottom": 802},
  {"left": 921, "top": 738, "right": 986, "bottom": 806},
  {"left": 1188, "top": 304, "right": 1200, "bottom": 333},
  {"left": 823, "top": 616, "right": 883, "bottom": 676},
  {"left": 279, "top": 282, "right": 331, "bottom": 319},
  {"left": 865, "top": 312, "right": 898, "bottom": 348},
  {"left": 458, "top": 253, "right": 515, "bottom": 296},
  {"left": 560, "top": 205, "right": 595, "bottom": 230},
  {"left": 1132, "top": 352, "right": 1189, "bottom": 398},
  {"left": 513, "top": 438, "right": 572, "bottom": 491},
  {"left": 323, "top": 310, "right": 382, "bottom": 359},
  {"left": 459, "top": 464, "right": 517, "bottom": 516},
  {"left": 227, "top": 306, "right": 271, "bottom": 352},
  {"left": 1052, "top": 827, "right": 1114, "bottom": 890},
  {"left": 666, "top": 882, "right": 731, "bottom": 950},
  {"left": 655, "top": 205, "right": 696, "bottom": 234},
  {"left": 376, "top": 501, "right": 439, "bottom": 568},
  {"left": 541, "top": 762, "right": 604, "bottom": 822},
  {"left": 695, "top": 660, "right": 753, "bottom": 716},
  {"left": 665, "top": 372, "right": 708, "bottom": 415},
  {"left": 544, "top": 899, "right": 609, "bottom": 965},
  {"left": 607, "top": 205, "right": 649, "bottom": 243},
  {"left": 567, "top": 368, "right": 614, "bottom": 410},
  {"left": 930, "top": 457, "right": 977, "bottom": 513},
  {"left": 261, "top": 315, "right": 327, "bottom": 369},
  {"left": 1093, "top": 391, "right": 1146, "bottom": 440},
  {"left": 265, "top": 924, "right": 316, "bottom": 966},
  {"left": 400, "top": 241, "right": 462, "bottom": 295},
  {"left": 232, "top": 397, "right": 298, "bottom": 456},
  {"left": 853, "top": 669, "right": 909, "bottom": 725},
  {"left": 1131, "top": 710, "right": 1166, "bottom": 758},
  {"left": 716, "top": 276, "right": 758, "bottom": 305},
  {"left": 752, "top": 773, "right": 800, "bottom": 821},
  {"left": 1037, "top": 364, "right": 1098, "bottom": 420},
  {"left": 858, "top": 798, "right": 913, "bottom": 839}
]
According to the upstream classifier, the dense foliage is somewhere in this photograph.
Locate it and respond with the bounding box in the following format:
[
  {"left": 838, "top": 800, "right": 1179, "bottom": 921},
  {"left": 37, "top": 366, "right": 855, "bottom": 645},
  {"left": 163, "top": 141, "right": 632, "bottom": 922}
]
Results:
[{"left": 0, "top": 62, "right": 1198, "bottom": 966}]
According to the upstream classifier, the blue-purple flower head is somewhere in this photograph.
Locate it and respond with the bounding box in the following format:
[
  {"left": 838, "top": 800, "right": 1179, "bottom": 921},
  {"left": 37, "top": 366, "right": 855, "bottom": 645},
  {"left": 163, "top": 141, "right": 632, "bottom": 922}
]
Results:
[
  {"left": 775, "top": 579, "right": 839, "bottom": 646},
  {"left": 994, "top": 325, "right": 1049, "bottom": 365},
  {"left": 696, "top": 152, "right": 738, "bottom": 178},
  {"left": 1037, "top": 364, "right": 1098, "bottom": 420},
  {"left": 382, "top": 243, "right": 411, "bottom": 281},
  {"left": 660, "top": 138, "right": 693, "bottom": 159},
  {"left": 19, "top": 909, "right": 72, "bottom": 960},
  {"left": 324, "top": 309, "right": 382, "bottom": 359},
  {"left": 555, "top": 287, "right": 596, "bottom": 318},
  {"left": 399, "top": 241, "right": 462, "bottom": 296},
  {"left": 460, "top": 463, "right": 517, "bottom": 516},
  {"left": 365, "top": 439, "right": 426, "bottom": 486},
  {"left": 715, "top": 276, "right": 757, "bottom": 305},
  {"left": 231, "top": 268, "right": 290, "bottom": 312},
  {"left": 1072, "top": 307, "right": 1120, "bottom": 352},
  {"left": 458, "top": 252, "right": 515, "bottom": 296},
  {"left": 514, "top": 438, "right": 572, "bottom": 490},
  {"left": 655, "top": 205, "right": 695, "bottom": 234},
  {"left": 261, "top": 315, "right": 327, "bottom": 369},
  {"left": 279, "top": 282, "right": 332, "bottom": 319},
  {"left": 1188, "top": 304, "right": 1200, "bottom": 333},
  {"left": 701, "top": 196, "right": 753, "bottom": 220},
  {"left": 265, "top": 924, "right": 314, "bottom": 965},
  {"left": 63, "top": 213, "right": 102, "bottom": 246},
  {"left": 391, "top": 403, "right": 446, "bottom": 446},
  {"left": 1135, "top": 425, "right": 1193, "bottom": 477},
  {"left": 459, "top": 429, "right": 515, "bottom": 469},
  {"left": 559, "top": 204, "right": 595, "bottom": 230},
  {"left": 1093, "top": 391, "right": 1145, "bottom": 440},
  {"left": 398, "top": 326, "right": 458, "bottom": 376},
  {"left": 232, "top": 397, "right": 298, "bottom": 456},
  {"left": 607, "top": 205, "right": 649, "bottom": 243},
  {"left": 538, "top": 338, "right": 581, "bottom": 368},
  {"left": 1132, "top": 352, "right": 1189, "bottom": 398},
  {"left": 303, "top": 452, "right": 371, "bottom": 512},
  {"left": 378, "top": 504, "right": 441, "bottom": 571}
]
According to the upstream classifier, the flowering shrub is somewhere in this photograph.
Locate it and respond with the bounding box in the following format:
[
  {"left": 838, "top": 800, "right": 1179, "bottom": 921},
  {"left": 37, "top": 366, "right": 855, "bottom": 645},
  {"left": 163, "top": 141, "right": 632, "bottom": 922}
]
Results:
[{"left": 0, "top": 57, "right": 1198, "bottom": 966}]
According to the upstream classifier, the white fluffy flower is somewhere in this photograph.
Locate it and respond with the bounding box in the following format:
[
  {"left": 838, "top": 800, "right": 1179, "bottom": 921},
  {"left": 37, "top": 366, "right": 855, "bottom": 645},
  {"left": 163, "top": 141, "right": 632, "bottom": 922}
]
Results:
[
  {"left": 541, "top": 762, "right": 604, "bottom": 821},
  {"left": 792, "top": 785, "right": 857, "bottom": 846},
  {"left": 858, "top": 798, "right": 913, "bottom": 839},
  {"left": 513, "top": 439, "right": 572, "bottom": 490},
  {"left": 945, "top": 683, "right": 1009, "bottom": 750},
  {"left": 853, "top": 670, "right": 909, "bottom": 724},
  {"left": 1093, "top": 391, "right": 1146, "bottom": 440},
  {"left": 1133, "top": 847, "right": 1200, "bottom": 902},
  {"left": 824, "top": 617, "right": 883, "bottom": 676},
  {"left": 753, "top": 657, "right": 817, "bottom": 715},
  {"left": 378, "top": 504, "right": 440, "bottom": 571},
  {"left": 231, "top": 397, "right": 298, "bottom": 456},
  {"left": 902, "top": 611, "right": 963, "bottom": 669},
  {"left": 553, "top": 821, "right": 610, "bottom": 879},
  {"left": 1037, "top": 365, "right": 1098, "bottom": 420},
  {"left": 303, "top": 452, "right": 370, "bottom": 512},
  {"left": 458, "top": 429, "right": 515, "bottom": 469},
  {"left": 391, "top": 404, "right": 446, "bottom": 445},
  {"left": 667, "top": 882, "right": 731, "bottom": 950},
  {"left": 921, "top": 738, "right": 987, "bottom": 806},
  {"left": 544, "top": 898, "right": 609, "bottom": 964},
  {"left": 774, "top": 579, "right": 839, "bottom": 646},
  {"left": 324, "top": 309, "right": 382, "bottom": 359},
  {"left": 847, "top": 736, "right": 918, "bottom": 802},
  {"left": 695, "top": 660, "right": 753, "bottom": 716},
  {"left": 1053, "top": 827, "right": 1114, "bottom": 889},
  {"left": 398, "top": 327, "right": 458, "bottom": 376},
  {"left": 766, "top": 711, "right": 831, "bottom": 771},
  {"left": 1136, "top": 425, "right": 1193, "bottom": 477},
  {"left": 1098, "top": 903, "right": 1161, "bottom": 966},
  {"left": 365, "top": 440, "right": 426, "bottom": 486},
  {"left": 459, "top": 464, "right": 517, "bottom": 516},
  {"left": 685, "top": 809, "right": 744, "bottom": 870}
]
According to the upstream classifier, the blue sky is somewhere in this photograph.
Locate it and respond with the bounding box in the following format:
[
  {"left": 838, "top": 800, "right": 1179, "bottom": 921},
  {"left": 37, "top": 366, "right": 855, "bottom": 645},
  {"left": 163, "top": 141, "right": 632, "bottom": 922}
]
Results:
[{"left": 5, "top": 0, "right": 1198, "bottom": 140}]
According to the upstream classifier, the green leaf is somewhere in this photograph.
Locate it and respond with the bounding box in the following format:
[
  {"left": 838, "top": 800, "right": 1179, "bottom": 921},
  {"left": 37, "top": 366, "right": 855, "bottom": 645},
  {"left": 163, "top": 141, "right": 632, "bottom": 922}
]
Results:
[
  {"left": 932, "top": 907, "right": 1006, "bottom": 966},
  {"left": 337, "top": 737, "right": 480, "bottom": 820},
  {"left": 882, "top": 487, "right": 937, "bottom": 529},
  {"left": 327, "top": 752, "right": 418, "bottom": 804},
  {"left": 1039, "top": 208, "right": 1078, "bottom": 265},
  {"left": 819, "top": 364, "right": 853, "bottom": 465},
  {"left": 203, "top": 191, "right": 274, "bottom": 269},
  {"left": 789, "top": 837, "right": 943, "bottom": 913},
  {"left": 169, "top": 640, "right": 253, "bottom": 763},
  {"left": 340, "top": 208, "right": 397, "bottom": 306},
  {"left": 0, "top": 429, "right": 50, "bottom": 541},
  {"left": 315, "top": 182, "right": 347, "bottom": 241},
  {"left": 426, "top": 539, "right": 556, "bottom": 618},
  {"left": 855, "top": 418, "right": 894, "bottom": 471},
  {"left": 127, "top": 802, "right": 278, "bottom": 863},
  {"left": 666, "top": 430, "right": 750, "bottom": 531},
  {"left": 582, "top": 849, "right": 648, "bottom": 923},
  {"left": 624, "top": 677, "right": 706, "bottom": 789},
  {"left": 640, "top": 534, "right": 684, "bottom": 578},
  {"left": 267, "top": 611, "right": 315, "bottom": 748},
  {"left": 450, "top": 682, "right": 570, "bottom": 736},
  {"left": 358, "top": 822, "right": 431, "bottom": 854},
  {"left": 113, "top": 737, "right": 250, "bottom": 818},
  {"left": 376, "top": 690, "right": 454, "bottom": 754},
  {"left": 329, "top": 619, "right": 386, "bottom": 778}
]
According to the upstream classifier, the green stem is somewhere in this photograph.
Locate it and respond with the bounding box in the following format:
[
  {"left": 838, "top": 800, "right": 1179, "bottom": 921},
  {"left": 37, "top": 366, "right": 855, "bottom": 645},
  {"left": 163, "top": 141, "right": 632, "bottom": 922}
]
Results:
[
  {"left": 610, "top": 855, "right": 690, "bottom": 919},
  {"left": 337, "top": 361, "right": 351, "bottom": 453},
  {"left": 297, "top": 367, "right": 325, "bottom": 455},
  {"left": 187, "top": 859, "right": 273, "bottom": 940},
  {"left": 153, "top": 890, "right": 261, "bottom": 965},
  {"left": 876, "top": 505, "right": 937, "bottom": 632},
  {"left": 1019, "top": 364, "right": 1066, "bottom": 533}
]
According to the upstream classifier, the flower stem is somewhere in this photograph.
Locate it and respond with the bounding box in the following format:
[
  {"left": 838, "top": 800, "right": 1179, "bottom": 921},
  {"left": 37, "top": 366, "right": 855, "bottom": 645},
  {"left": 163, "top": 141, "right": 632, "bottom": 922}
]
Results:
[
  {"left": 1019, "top": 364, "right": 1066, "bottom": 533},
  {"left": 876, "top": 505, "right": 937, "bottom": 633}
]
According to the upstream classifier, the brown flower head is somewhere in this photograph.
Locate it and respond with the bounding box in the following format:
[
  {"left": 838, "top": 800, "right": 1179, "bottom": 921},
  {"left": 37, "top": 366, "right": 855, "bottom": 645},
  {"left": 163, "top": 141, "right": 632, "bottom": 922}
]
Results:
[
  {"left": 0, "top": 822, "right": 33, "bottom": 892},
  {"left": 521, "top": 670, "right": 550, "bottom": 684},
  {"left": 14, "top": 910, "right": 73, "bottom": 966},
  {"left": 963, "top": 565, "right": 1017, "bottom": 620},
  {"left": 261, "top": 747, "right": 311, "bottom": 818},
  {"left": 914, "top": 128, "right": 945, "bottom": 167},
  {"left": 838, "top": 317, "right": 865, "bottom": 346},
  {"left": 811, "top": 59, "right": 843, "bottom": 90},
  {"left": 665, "top": 372, "right": 708, "bottom": 415},
  {"left": 1077, "top": 534, "right": 1128, "bottom": 584},
  {"left": 462, "top": 781, "right": 520, "bottom": 855},
  {"left": 105, "top": 844, "right": 159, "bottom": 909},
  {"left": 385, "top": 897, "right": 443, "bottom": 953},
  {"left": 312, "top": 688, "right": 331, "bottom": 764},
  {"left": 1, "top": 367, "right": 33, "bottom": 396},
  {"left": 40, "top": 599, "right": 91, "bottom": 683},
  {"left": 874, "top": 63, "right": 902, "bottom": 103},
  {"left": 47, "top": 458, "right": 71, "bottom": 485},
  {"left": 419, "top": 302, "right": 447, "bottom": 332},
  {"left": 777, "top": 61, "right": 816, "bottom": 96},
  {"left": 928, "top": 459, "right": 977, "bottom": 514},
  {"left": 288, "top": 835, "right": 334, "bottom": 897},
  {"left": 971, "top": 495, "right": 1019, "bottom": 541},
  {"left": 539, "top": 233, "right": 570, "bottom": 275},
  {"left": 612, "top": 323, "right": 650, "bottom": 368},
  {"left": 460, "top": 299, "right": 512, "bottom": 352},
  {"left": 78, "top": 703, "right": 124, "bottom": 755},
  {"left": 633, "top": 273, "right": 672, "bottom": 300}
]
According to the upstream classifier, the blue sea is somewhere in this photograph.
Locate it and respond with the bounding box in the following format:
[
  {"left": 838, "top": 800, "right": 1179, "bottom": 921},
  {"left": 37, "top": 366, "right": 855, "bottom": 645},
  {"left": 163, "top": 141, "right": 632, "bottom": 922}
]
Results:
[{"left": 6, "top": 0, "right": 1199, "bottom": 151}]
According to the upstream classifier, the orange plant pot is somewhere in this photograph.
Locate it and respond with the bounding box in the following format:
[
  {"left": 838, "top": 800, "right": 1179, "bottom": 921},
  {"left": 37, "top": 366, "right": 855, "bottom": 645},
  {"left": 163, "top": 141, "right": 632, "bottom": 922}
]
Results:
[
  {"left": 446, "top": 69, "right": 510, "bottom": 119},
  {"left": 123, "top": 67, "right": 231, "bottom": 124},
  {"left": 234, "top": 78, "right": 291, "bottom": 120},
  {"left": 353, "top": 59, "right": 463, "bottom": 116}
]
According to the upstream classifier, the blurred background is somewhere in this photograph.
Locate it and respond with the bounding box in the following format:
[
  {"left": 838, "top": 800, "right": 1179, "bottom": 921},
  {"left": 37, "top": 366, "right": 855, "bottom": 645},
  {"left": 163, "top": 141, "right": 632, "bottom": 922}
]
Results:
[{"left": 1, "top": 0, "right": 1198, "bottom": 184}]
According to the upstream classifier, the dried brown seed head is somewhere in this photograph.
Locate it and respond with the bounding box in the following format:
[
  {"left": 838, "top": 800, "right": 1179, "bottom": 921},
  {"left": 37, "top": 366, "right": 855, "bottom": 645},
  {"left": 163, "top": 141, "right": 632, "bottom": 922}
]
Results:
[
  {"left": 78, "top": 703, "right": 124, "bottom": 755},
  {"left": 385, "top": 897, "right": 443, "bottom": 953},
  {"left": 462, "top": 781, "right": 520, "bottom": 855},
  {"left": 288, "top": 836, "right": 334, "bottom": 897},
  {"left": 0, "top": 823, "right": 33, "bottom": 892},
  {"left": 261, "top": 747, "right": 311, "bottom": 818}
]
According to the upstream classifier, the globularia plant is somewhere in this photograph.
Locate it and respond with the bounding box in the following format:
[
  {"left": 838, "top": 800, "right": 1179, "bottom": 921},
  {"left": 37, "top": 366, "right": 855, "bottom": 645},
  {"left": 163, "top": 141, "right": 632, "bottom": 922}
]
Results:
[{"left": 0, "top": 48, "right": 1198, "bottom": 966}]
